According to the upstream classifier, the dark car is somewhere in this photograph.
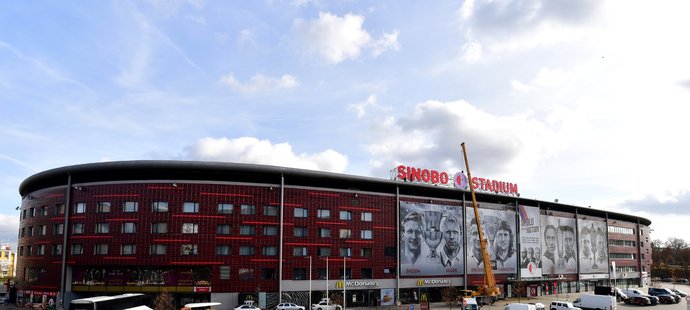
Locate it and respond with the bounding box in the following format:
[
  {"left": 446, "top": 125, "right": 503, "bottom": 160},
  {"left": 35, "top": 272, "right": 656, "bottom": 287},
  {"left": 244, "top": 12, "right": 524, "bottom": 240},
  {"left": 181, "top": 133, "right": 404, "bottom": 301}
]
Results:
[
  {"left": 672, "top": 289, "right": 688, "bottom": 298},
  {"left": 624, "top": 296, "right": 651, "bottom": 306},
  {"left": 648, "top": 288, "right": 680, "bottom": 303},
  {"left": 676, "top": 278, "right": 689, "bottom": 284},
  {"left": 643, "top": 295, "right": 660, "bottom": 305}
]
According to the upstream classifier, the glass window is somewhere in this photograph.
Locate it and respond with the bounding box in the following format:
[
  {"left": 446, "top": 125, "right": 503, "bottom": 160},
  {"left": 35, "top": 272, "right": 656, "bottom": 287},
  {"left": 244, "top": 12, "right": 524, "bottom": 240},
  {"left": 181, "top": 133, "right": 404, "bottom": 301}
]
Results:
[
  {"left": 361, "top": 212, "right": 373, "bottom": 222},
  {"left": 54, "top": 224, "right": 64, "bottom": 235},
  {"left": 182, "top": 223, "right": 199, "bottom": 234},
  {"left": 220, "top": 266, "right": 231, "bottom": 280},
  {"left": 122, "top": 222, "right": 136, "bottom": 234},
  {"left": 361, "top": 230, "right": 373, "bottom": 239},
  {"left": 340, "top": 267, "right": 351, "bottom": 279},
  {"left": 26, "top": 245, "right": 31, "bottom": 256},
  {"left": 180, "top": 244, "right": 198, "bottom": 255},
  {"left": 317, "top": 209, "right": 330, "bottom": 219},
  {"left": 97, "top": 202, "right": 111, "bottom": 213},
  {"left": 239, "top": 246, "right": 255, "bottom": 256},
  {"left": 124, "top": 201, "right": 138, "bottom": 212},
  {"left": 52, "top": 244, "right": 62, "bottom": 255},
  {"left": 71, "top": 244, "right": 83, "bottom": 255},
  {"left": 263, "top": 205, "right": 278, "bottom": 216},
  {"left": 56, "top": 204, "right": 65, "bottom": 215},
  {"left": 240, "top": 204, "right": 255, "bottom": 215},
  {"left": 73, "top": 223, "right": 84, "bottom": 234},
  {"left": 293, "top": 268, "right": 307, "bottom": 280},
  {"left": 240, "top": 225, "right": 255, "bottom": 235},
  {"left": 264, "top": 226, "right": 278, "bottom": 236},
  {"left": 216, "top": 245, "right": 230, "bottom": 255},
  {"left": 29, "top": 208, "right": 35, "bottom": 217},
  {"left": 150, "top": 244, "right": 166, "bottom": 255},
  {"left": 183, "top": 202, "right": 199, "bottom": 213},
  {"left": 37, "top": 245, "right": 45, "bottom": 255},
  {"left": 340, "top": 247, "right": 352, "bottom": 257},
  {"left": 151, "top": 222, "right": 168, "bottom": 234},
  {"left": 294, "top": 208, "right": 308, "bottom": 218},
  {"left": 262, "top": 246, "right": 277, "bottom": 256},
  {"left": 318, "top": 247, "right": 330, "bottom": 257},
  {"left": 217, "top": 203, "right": 233, "bottom": 214},
  {"left": 319, "top": 228, "right": 331, "bottom": 238},
  {"left": 261, "top": 268, "right": 275, "bottom": 280},
  {"left": 384, "top": 247, "right": 396, "bottom": 257},
  {"left": 27, "top": 226, "right": 33, "bottom": 237},
  {"left": 152, "top": 201, "right": 168, "bottom": 212},
  {"left": 238, "top": 268, "right": 254, "bottom": 280},
  {"left": 74, "top": 203, "right": 86, "bottom": 214},
  {"left": 96, "top": 223, "right": 109, "bottom": 234},
  {"left": 339, "top": 229, "right": 352, "bottom": 239},
  {"left": 94, "top": 244, "right": 108, "bottom": 255},
  {"left": 40, "top": 206, "right": 47, "bottom": 216},
  {"left": 294, "top": 227, "right": 308, "bottom": 237},
  {"left": 293, "top": 247, "right": 307, "bottom": 256},
  {"left": 361, "top": 268, "right": 373, "bottom": 279},
  {"left": 121, "top": 244, "right": 136, "bottom": 255},
  {"left": 39, "top": 225, "right": 47, "bottom": 236},
  {"left": 339, "top": 210, "right": 352, "bottom": 220},
  {"left": 217, "top": 224, "right": 232, "bottom": 235},
  {"left": 361, "top": 248, "right": 373, "bottom": 257}
]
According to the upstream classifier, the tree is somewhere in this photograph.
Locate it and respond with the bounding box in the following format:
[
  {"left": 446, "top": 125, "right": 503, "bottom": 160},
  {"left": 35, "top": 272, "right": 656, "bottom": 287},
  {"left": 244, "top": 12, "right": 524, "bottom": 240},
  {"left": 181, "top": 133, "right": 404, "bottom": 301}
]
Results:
[
  {"left": 441, "top": 286, "right": 459, "bottom": 310},
  {"left": 154, "top": 290, "right": 175, "bottom": 310}
]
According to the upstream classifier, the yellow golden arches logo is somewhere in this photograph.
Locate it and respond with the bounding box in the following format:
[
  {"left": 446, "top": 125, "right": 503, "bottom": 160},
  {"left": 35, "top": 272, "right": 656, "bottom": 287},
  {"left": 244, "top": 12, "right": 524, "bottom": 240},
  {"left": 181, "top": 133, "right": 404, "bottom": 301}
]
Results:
[
  {"left": 420, "top": 294, "right": 428, "bottom": 302},
  {"left": 417, "top": 279, "right": 425, "bottom": 287},
  {"left": 335, "top": 281, "right": 344, "bottom": 288}
]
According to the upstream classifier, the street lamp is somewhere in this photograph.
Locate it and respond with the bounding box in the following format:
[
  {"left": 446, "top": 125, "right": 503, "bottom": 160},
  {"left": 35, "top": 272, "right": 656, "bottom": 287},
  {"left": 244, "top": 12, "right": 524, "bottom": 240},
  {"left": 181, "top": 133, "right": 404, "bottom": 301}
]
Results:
[
  {"left": 306, "top": 256, "right": 312, "bottom": 306},
  {"left": 343, "top": 257, "right": 348, "bottom": 310}
]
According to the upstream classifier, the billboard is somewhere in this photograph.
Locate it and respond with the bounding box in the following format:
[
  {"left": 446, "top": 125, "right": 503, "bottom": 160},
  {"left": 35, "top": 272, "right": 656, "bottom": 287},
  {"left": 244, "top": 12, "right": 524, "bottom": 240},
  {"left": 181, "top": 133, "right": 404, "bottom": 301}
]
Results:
[
  {"left": 540, "top": 215, "right": 577, "bottom": 275},
  {"left": 466, "top": 203, "right": 517, "bottom": 274},
  {"left": 400, "top": 201, "right": 464, "bottom": 276},
  {"left": 518, "top": 205, "right": 542, "bottom": 278},
  {"left": 578, "top": 219, "right": 608, "bottom": 274}
]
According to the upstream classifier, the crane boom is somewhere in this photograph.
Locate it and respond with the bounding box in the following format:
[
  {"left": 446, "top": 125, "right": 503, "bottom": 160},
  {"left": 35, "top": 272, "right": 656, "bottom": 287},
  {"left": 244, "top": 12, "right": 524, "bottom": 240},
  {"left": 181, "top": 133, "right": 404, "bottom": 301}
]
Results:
[{"left": 461, "top": 142, "right": 500, "bottom": 300}]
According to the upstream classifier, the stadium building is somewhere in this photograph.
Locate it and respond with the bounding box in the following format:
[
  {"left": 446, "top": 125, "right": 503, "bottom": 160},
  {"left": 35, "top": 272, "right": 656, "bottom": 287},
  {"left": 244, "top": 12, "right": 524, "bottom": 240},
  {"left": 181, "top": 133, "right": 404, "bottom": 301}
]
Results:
[{"left": 16, "top": 161, "right": 653, "bottom": 308}]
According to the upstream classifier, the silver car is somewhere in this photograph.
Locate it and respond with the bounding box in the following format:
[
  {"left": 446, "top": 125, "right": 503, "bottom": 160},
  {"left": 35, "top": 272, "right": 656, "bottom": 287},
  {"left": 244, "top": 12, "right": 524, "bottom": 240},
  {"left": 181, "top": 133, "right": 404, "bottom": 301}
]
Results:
[{"left": 277, "top": 303, "right": 305, "bottom": 310}]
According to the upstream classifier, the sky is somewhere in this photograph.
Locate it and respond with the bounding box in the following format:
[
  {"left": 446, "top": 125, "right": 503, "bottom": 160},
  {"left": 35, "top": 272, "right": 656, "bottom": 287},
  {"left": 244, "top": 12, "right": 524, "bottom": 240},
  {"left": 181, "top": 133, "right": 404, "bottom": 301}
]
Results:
[{"left": 2, "top": 0, "right": 690, "bottom": 252}]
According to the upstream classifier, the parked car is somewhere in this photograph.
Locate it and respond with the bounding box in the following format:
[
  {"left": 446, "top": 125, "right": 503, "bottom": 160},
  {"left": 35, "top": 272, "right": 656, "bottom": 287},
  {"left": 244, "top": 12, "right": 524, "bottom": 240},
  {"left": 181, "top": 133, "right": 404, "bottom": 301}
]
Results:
[
  {"left": 528, "top": 302, "right": 546, "bottom": 310},
  {"left": 573, "top": 294, "right": 616, "bottom": 310},
  {"left": 648, "top": 287, "right": 681, "bottom": 303},
  {"left": 505, "top": 303, "right": 537, "bottom": 310},
  {"left": 624, "top": 296, "right": 651, "bottom": 306},
  {"left": 311, "top": 300, "right": 342, "bottom": 310},
  {"left": 643, "top": 295, "right": 660, "bottom": 305},
  {"left": 651, "top": 277, "right": 661, "bottom": 282},
  {"left": 622, "top": 290, "right": 658, "bottom": 305},
  {"left": 671, "top": 289, "right": 688, "bottom": 298},
  {"left": 675, "top": 278, "right": 689, "bottom": 284},
  {"left": 549, "top": 301, "right": 581, "bottom": 310},
  {"left": 236, "top": 303, "right": 262, "bottom": 310},
  {"left": 277, "top": 303, "right": 305, "bottom": 310},
  {"left": 661, "top": 278, "right": 673, "bottom": 282}
]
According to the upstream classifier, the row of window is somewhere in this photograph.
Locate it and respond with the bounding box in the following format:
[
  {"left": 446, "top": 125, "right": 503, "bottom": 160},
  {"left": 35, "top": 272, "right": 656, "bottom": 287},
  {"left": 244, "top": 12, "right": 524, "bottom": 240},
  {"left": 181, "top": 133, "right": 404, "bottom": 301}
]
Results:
[
  {"left": 18, "top": 243, "right": 398, "bottom": 258},
  {"left": 22, "top": 203, "right": 374, "bottom": 222},
  {"left": 608, "top": 226, "right": 635, "bottom": 235},
  {"left": 609, "top": 253, "right": 636, "bottom": 260},
  {"left": 20, "top": 222, "right": 375, "bottom": 239},
  {"left": 216, "top": 266, "right": 396, "bottom": 281},
  {"left": 609, "top": 239, "right": 636, "bottom": 247}
]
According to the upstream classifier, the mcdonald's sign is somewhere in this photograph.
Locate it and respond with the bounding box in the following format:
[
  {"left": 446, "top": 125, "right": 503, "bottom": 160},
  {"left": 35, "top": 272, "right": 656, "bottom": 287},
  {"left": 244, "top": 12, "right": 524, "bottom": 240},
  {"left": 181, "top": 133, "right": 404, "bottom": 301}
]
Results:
[
  {"left": 416, "top": 279, "right": 451, "bottom": 287},
  {"left": 335, "top": 280, "right": 378, "bottom": 288},
  {"left": 336, "top": 281, "right": 344, "bottom": 289}
]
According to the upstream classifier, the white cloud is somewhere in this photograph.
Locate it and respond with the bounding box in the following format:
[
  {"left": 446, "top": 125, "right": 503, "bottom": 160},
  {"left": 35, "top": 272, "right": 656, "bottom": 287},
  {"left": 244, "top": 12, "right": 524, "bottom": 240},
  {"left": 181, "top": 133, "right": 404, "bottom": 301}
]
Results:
[
  {"left": 186, "top": 137, "right": 348, "bottom": 173},
  {"left": 219, "top": 73, "right": 299, "bottom": 93},
  {"left": 293, "top": 12, "right": 398, "bottom": 64},
  {"left": 348, "top": 94, "right": 392, "bottom": 119}
]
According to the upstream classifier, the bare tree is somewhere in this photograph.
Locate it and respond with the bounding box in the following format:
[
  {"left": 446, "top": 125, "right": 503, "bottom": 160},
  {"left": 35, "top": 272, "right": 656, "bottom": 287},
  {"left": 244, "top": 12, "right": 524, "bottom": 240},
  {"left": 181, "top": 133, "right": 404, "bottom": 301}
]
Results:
[
  {"left": 441, "top": 286, "right": 459, "bottom": 310},
  {"left": 154, "top": 290, "right": 175, "bottom": 310}
]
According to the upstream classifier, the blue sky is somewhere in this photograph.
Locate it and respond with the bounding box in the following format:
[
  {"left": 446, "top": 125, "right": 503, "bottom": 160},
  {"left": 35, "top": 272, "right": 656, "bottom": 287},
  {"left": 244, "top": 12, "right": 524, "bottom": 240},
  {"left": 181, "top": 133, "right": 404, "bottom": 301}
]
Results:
[{"left": 2, "top": 0, "right": 690, "bottom": 251}]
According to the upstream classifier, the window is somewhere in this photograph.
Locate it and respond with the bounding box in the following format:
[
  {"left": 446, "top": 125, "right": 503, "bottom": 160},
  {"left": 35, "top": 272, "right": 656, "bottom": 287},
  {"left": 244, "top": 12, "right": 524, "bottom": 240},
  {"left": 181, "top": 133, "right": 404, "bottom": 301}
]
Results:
[
  {"left": 294, "top": 208, "right": 308, "bottom": 218},
  {"left": 361, "top": 248, "right": 373, "bottom": 257},
  {"left": 361, "top": 212, "right": 373, "bottom": 222},
  {"left": 240, "top": 225, "right": 255, "bottom": 235},
  {"left": 318, "top": 247, "right": 331, "bottom": 257},
  {"left": 96, "top": 223, "right": 110, "bottom": 234},
  {"left": 318, "top": 268, "right": 328, "bottom": 279},
  {"left": 52, "top": 244, "right": 62, "bottom": 255},
  {"left": 121, "top": 244, "right": 136, "bottom": 255},
  {"left": 293, "top": 247, "right": 307, "bottom": 256},
  {"left": 238, "top": 268, "right": 254, "bottom": 280},
  {"left": 124, "top": 201, "right": 138, "bottom": 212},
  {"left": 361, "top": 230, "right": 373, "bottom": 239},
  {"left": 40, "top": 206, "right": 47, "bottom": 216},
  {"left": 239, "top": 246, "right": 255, "bottom": 256},
  {"left": 29, "top": 208, "right": 35, "bottom": 217},
  {"left": 26, "top": 246, "right": 31, "bottom": 256},
  {"left": 216, "top": 245, "right": 230, "bottom": 255},
  {"left": 264, "top": 226, "right": 278, "bottom": 236},
  {"left": 151, "top": 222, "right": 168, "bottom": 234},
  {"left": 217, "top": 203, "right": 233, "bottom": 214},
  {"left": 27, "top": 226, "right": 33, "bottom": 237},
  {"left": 384, "top": 247, "right": 396, "bottom": 257},
  {"left": 73, "top": 223, "right": 84, "bottom": 235},
  {"left": 262, "top": 246, "right": 277, "bottom": 256},
  {"left": 122, "top": 222, "right": 136, "bottom": 234},
  {"left": 71, "top": 244, "right": 83, "bottom": 255},
  {"left": 38, "top": 225, "right": 47, "bottom": 236},
  {"left": 339, "top": 267, "right": 351, "bottom": 279},
  {"left": 263, "top": 205, "right": 278, "bottom": 216},
  {"left": 152, "top": 201, "right": 168, "bottom": 212},
  {"left": 293, "top": 268, "right": 307, "bottom": 280},
  {"left": 339, "top": 210, "right": 352, "bottom": 220},
  {"left": 339, "top": 229, "right": 352, "bottom": 239},
  {"left": 220, "top": 266, "right": 231, "bottom": 280},
  {"left": 294, "top": 227, "right": 308, "bottom": 237},
  {"left": 340, "top": 247, "right": 352, "bottom": 257},
  {"left": 317, "top": 209, "right": 330, "bottom": 219},
  {"left": 240, "top": 204, "right": 256, "bottom": 215},
  {"left": 261, "top": 268, "right": 276, "bottom": 280},
  {"left": 361, "top": 268, "right": 373, "bottom": 279},
  {"left": 94, "top": 244, "right": 109, "bottom": 255},
  {"left": 182, "top": 223, "right": 199, "bottom": 234},
  {"left": 97, "top": 202, "right": 111, "bottom": 213},
  {"left": 319, "top": 228, "right": 331, "bottom": 238},
  {"left": 56, "top": 204, "right": 65, "bottom": 215},
  {"left": 74, "top": 203, "right": 86, "bottom": 214},
  {"left": 181, "top": 244, "right": 198, "bottom": 255},
  {"left": 183, "top": 202, "right": 199, "bottom": 213},
  {"left": 37, "top": 245, "right": 45, "bottom": 255},
  {"left": 150, "top": 244, "right": 166, "bottom": 255},
  {"left": 217, "top": 224, "right": 232, "bottom": 235},
  {"left": 384, "top": 267, "right": 396, "bottom": 275}
]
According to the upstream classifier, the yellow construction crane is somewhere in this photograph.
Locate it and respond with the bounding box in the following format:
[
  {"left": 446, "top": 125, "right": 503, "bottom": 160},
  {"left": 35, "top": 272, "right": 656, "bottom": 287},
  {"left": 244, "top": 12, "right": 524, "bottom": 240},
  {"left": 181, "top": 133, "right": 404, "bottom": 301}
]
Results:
[{"left": 461, "top": 142, "right": 501, "bottom": 302}]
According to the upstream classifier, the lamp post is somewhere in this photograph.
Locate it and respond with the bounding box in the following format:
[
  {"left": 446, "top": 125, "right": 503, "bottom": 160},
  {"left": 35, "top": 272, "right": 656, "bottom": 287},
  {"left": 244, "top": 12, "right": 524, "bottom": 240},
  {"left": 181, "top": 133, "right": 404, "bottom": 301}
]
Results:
[
  {"left": 343, "top": 257, "right": 348, "bottom": 310},
  {"left": 307, "top": 256, "right": 312, "bottom": 306}
]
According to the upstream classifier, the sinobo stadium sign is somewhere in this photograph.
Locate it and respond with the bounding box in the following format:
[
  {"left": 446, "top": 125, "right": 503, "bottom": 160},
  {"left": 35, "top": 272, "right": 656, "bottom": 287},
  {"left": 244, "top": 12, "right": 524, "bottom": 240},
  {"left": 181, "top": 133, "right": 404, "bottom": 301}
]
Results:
[{"left": 394, "top": 165, "right": 519, "bottom": 196}]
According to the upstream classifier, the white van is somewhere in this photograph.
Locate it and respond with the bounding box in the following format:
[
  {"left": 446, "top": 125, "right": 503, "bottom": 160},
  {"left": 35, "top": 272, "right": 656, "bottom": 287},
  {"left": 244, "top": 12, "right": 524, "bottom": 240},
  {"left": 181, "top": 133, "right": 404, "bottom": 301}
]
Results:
[
  {"left": 505, "top": 303, "right": 537, "bottom": 310},
  {"left": 573, "top": 294, "right": 616, "bottom": 310},
  {"left": 465, "top": 298, "right": 479, "bottom": 310}
]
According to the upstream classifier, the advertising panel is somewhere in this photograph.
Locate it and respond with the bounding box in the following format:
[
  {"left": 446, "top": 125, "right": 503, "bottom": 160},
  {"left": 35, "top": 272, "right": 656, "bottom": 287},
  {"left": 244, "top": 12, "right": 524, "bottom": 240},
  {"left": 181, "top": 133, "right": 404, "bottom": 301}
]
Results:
[
  {"left": 540, "top": 215, "right": 577, "bottom": 275},
  {"left": 380, "top": 288, "right": 395, "bottom": 306},
  {"left": 578, "top": 219, "right": 608, "bottom": 274},
  {"left": 400, "top": 201, "right": 464, "bottom": 276},
  {"left": 518, "top": 205, "right": 542, "bottom": 278},
  {"left": 466, "top": 203, "right": 517, "bottom": 274}
]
